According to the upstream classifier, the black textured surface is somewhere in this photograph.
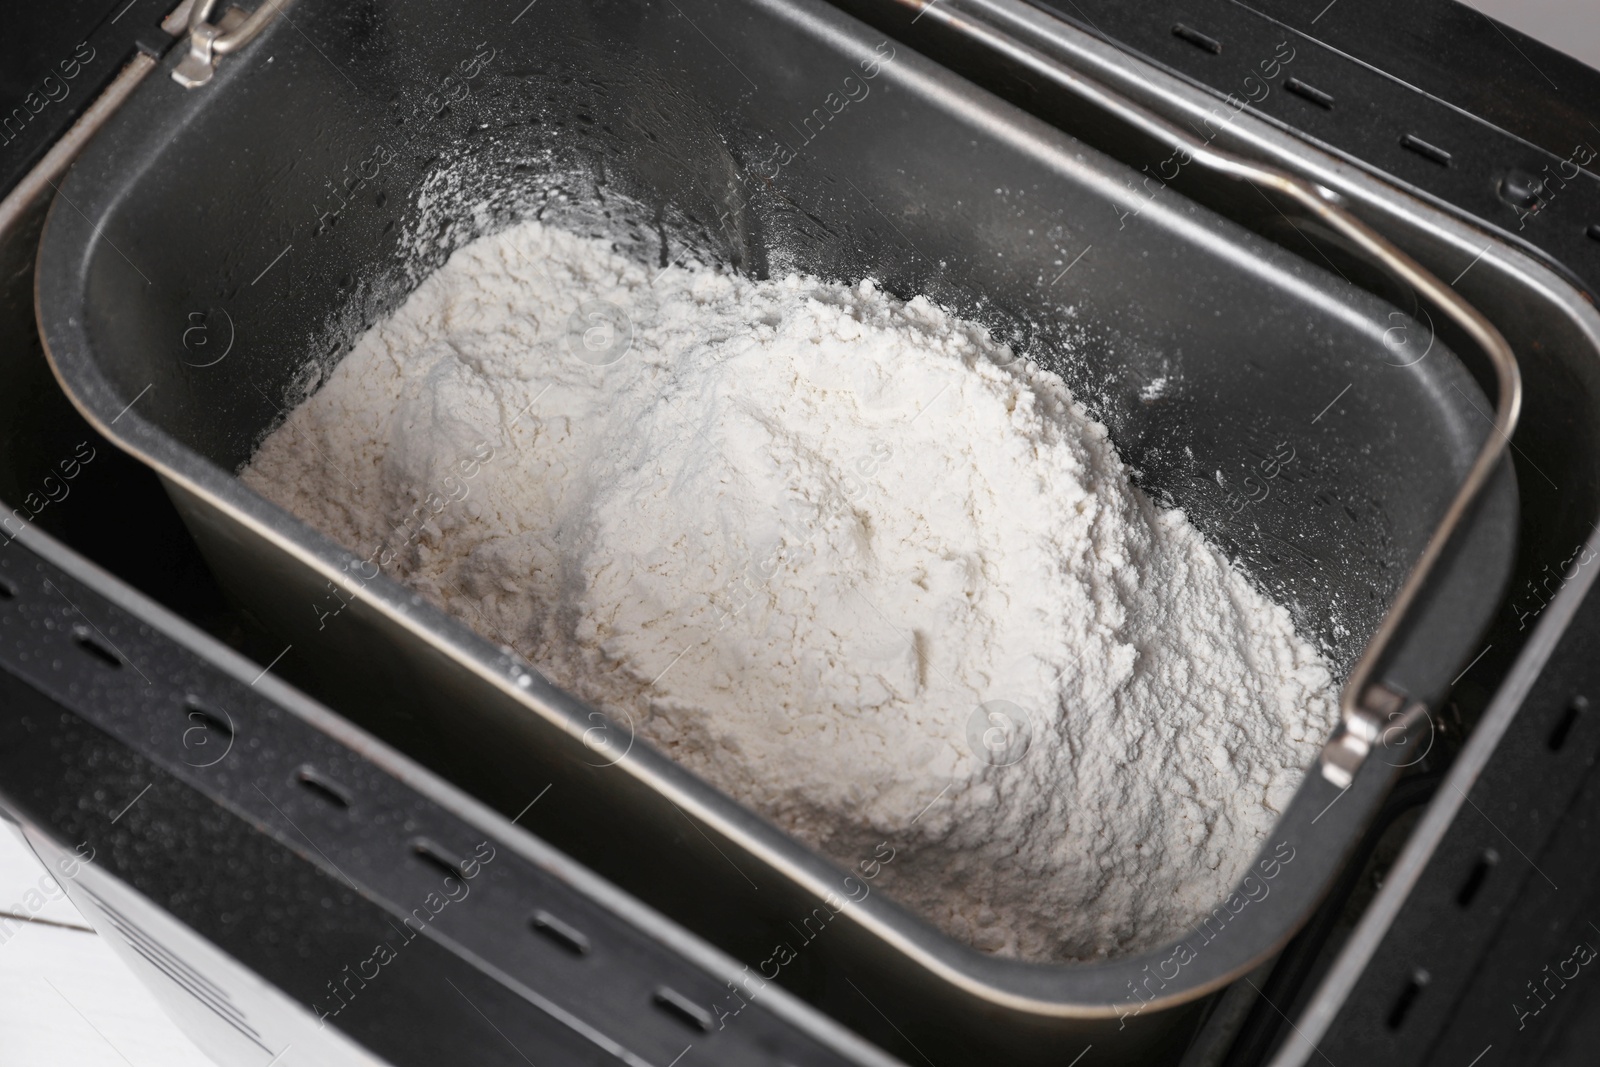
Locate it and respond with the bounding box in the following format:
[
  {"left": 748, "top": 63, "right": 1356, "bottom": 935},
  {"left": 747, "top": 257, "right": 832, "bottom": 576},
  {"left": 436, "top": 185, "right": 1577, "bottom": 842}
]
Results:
[
  {"left": 1022, "top": 0, "right": 1600, "bottom": 301},
  {"left": 1306, "top": 574, "right": 1600, "bottom": 1065},
  {"left": 0, "top": 534, "right": 874, "bottom": 1067},
  {"left": 0, "top": 0, "right": 179, "bottom": 197}
]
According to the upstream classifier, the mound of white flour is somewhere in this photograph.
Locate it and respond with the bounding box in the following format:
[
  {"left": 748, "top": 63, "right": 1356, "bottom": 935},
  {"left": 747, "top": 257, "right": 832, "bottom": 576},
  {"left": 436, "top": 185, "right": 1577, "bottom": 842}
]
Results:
[{"left": 244, "top": 219, "right": 1338, "bottom": 961}]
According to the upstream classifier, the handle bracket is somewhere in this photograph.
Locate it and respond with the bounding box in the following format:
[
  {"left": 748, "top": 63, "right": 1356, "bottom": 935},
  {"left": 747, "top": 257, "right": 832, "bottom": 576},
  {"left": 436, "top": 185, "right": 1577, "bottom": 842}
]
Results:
[{"left": 172, "top": 0, "right": 287, "bottom": 88}]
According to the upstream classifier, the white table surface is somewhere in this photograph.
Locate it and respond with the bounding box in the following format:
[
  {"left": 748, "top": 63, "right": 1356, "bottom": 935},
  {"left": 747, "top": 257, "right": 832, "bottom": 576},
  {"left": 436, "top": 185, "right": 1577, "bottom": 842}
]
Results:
[
  {"left": 1459, "top": 0, "right": 1600, "bottom": 72},
  {"left": 0, "top": 825, "right": 216, "bottom": 1067}
]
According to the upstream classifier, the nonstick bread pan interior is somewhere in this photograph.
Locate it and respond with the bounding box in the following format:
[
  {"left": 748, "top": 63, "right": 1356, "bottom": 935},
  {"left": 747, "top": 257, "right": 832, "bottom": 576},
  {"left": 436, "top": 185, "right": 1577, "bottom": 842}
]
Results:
[{"left": 34, "top": 0, "right": 1517, "bottom": 1061}]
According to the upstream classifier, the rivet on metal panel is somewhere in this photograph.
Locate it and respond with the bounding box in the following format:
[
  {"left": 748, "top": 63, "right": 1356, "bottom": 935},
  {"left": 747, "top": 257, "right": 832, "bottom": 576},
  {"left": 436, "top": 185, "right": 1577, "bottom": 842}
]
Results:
[{"left": 1498, "top": 170, "right": 1547, "bottom": 214}]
